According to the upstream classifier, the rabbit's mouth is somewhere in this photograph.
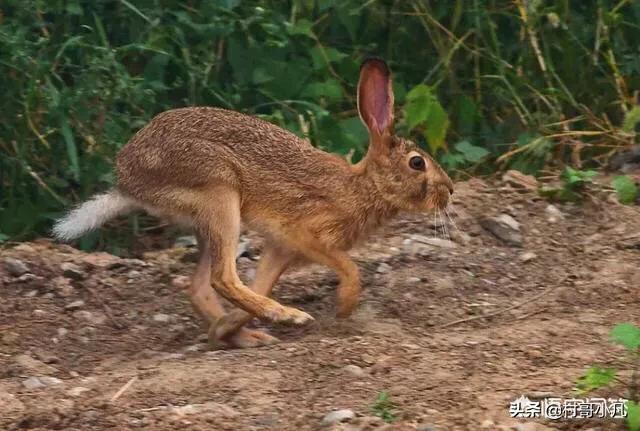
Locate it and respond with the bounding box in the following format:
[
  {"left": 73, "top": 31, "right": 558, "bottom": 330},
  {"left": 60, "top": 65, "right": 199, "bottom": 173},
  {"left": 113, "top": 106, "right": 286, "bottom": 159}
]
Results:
[{"left": 424, "top": 183, "right": 451, "bottom": 212}]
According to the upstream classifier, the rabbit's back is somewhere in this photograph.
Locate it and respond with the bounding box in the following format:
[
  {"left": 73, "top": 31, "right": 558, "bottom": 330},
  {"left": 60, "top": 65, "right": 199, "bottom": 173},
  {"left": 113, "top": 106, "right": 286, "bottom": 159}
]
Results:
[{"left": 115, "top": 107, "right": 358, "bottom": 225}]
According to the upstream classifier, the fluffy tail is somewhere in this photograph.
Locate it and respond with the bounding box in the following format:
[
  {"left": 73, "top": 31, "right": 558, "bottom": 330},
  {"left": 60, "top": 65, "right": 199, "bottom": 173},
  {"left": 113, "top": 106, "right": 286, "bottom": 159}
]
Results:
[{"left": 53, "top": 190, "right": 137, "bottom": 241}]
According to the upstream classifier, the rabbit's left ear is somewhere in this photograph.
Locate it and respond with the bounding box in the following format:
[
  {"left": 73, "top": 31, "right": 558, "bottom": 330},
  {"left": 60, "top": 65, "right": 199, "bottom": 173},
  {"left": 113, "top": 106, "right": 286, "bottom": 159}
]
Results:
[{"left": 357, "top": 58, "right": 394, "bottom": 139}]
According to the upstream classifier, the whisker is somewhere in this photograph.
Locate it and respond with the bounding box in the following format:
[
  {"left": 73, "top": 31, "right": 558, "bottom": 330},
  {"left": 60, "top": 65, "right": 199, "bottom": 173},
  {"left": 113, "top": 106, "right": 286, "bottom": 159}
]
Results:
[
  {"left": 444, "top": 206, "right": 462, "bottom": 236},
  {"left": 432, "top": 209, "right": 438, "bottom": 239},
  {"left": 437, "top": 208, "right": 449, "bottom": 240},
  {"left": 441, "top": 208, "right": 451, "bottom": 240}
]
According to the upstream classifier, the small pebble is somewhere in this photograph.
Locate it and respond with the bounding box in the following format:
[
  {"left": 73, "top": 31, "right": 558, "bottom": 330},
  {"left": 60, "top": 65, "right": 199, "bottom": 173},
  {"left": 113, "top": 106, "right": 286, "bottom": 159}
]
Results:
[
  {"left": 153, "top": 313, "right": 171, "bottom": 323},
  {"left": 343, "top": 364, "right": 365, "bottom": 377},
  {"left": 321, "top": 409, "right": 355, "bottom": 425},
  {"left": 61, "top": 262, "right": 85, "bottom": 280},
  {"left": 4, "top": 258, "right": 29, "bottom": 277},
  {"left": 65, "top": 300, "right": 85, "bottom": 311}
]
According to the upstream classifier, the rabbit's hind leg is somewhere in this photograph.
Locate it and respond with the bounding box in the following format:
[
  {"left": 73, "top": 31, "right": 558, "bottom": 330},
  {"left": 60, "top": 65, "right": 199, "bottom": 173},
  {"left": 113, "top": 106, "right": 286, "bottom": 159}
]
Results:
[
  {"left": 191, "top": 234, "right": 281, "bottom": 349},
  {"left": 198, "top": 186, "right": 314, "bottom": 327},
  {"left": 212, "top": 244, "right": 298, "bottom": 341}
]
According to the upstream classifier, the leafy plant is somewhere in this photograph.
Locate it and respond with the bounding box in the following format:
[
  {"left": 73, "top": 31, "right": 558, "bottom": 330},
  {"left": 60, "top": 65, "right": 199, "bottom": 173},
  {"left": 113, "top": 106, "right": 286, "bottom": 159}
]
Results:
[
  {"left": 575, "top": 323, "right": 640, "bottom": 431},
  {"left": 575, "top": 366, "right": 617, "bottom": 395},
  {"left": 612, "top": 176, "right": 639, "bottom": 205},
  {"left": 539, "top": 167, "right": 598, "bottom": 201},
  {"left": 371, "top": 391, "right": 397, "bottom": 423}
]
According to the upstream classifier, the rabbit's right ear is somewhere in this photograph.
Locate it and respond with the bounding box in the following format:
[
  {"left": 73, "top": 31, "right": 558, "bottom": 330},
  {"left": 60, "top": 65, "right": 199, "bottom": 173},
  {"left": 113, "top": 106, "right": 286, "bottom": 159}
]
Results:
[{"left": 357, "top": 58, "right": 394, "bottom": 144}]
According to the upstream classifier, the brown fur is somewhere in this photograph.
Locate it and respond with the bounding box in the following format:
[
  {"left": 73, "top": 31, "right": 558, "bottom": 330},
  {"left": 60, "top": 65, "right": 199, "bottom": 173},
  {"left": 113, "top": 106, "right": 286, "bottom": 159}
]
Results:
[{"left": 112, "top": 58, "right": 453, "bottom": 348}]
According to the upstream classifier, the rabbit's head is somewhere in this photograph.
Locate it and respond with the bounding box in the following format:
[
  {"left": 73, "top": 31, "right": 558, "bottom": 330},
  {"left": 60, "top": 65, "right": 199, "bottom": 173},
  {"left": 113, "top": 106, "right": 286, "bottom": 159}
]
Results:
[{"left": 356, "top": 58, "right": 453, "bottom": 213}]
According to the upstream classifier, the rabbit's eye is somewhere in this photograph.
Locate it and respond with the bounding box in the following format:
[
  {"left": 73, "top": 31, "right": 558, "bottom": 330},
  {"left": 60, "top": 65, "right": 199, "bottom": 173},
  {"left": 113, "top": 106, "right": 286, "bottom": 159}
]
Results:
[{"left": 409, "top": 156, "right": 426, "bottom": 171}]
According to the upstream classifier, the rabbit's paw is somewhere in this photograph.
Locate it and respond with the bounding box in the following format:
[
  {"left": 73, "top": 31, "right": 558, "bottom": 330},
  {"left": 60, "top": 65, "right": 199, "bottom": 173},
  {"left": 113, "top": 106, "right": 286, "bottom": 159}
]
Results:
[
  {"left": 208, "top": 327, "right": 280, "bottom": 350},
  {"left": 264, "top": 305, "right": 314, "bottom": 326}
]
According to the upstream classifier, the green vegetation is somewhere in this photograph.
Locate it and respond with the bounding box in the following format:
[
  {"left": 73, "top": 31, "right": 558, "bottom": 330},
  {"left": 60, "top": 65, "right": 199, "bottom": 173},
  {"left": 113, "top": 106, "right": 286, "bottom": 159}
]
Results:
[
  {"left": 371, "top": 391, "right": 397, "bottom": 423},
  {"left": 1, "top": 1, "right": 639, "bottom": 243},
  {"left": 576, "top": 323, "right": 640, "bottom": 431}
]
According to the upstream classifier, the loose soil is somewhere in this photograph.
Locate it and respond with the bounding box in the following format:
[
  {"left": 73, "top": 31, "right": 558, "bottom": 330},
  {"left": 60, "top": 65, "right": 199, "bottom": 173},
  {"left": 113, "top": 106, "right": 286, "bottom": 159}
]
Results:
[{"left": 1, "top": 178, "right": 639, "bottom": 431}]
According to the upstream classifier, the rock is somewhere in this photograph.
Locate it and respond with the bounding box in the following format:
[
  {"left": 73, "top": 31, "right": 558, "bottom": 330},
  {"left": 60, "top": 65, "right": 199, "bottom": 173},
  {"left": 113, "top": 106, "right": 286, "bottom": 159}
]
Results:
[
  {"left": 39, "top": 376, "right": 64, "bottom": 386},
  {"left": 174, "top": 235, "right": 198, "bottom": 248},
  {"left": 57, "top": 328, "right": 69, "bottom": 337},
  {"left": 67, "top": 386, "right": 91, "bottom": 397},
  {"left": 171, "top": 275, "right": 190, "bottom": 290},
  {"left": 411, "top": 235, "right": 457, "bottom": 249},
  {"left": 22, "top": 377, "right": 45, "bottom": 390},
  {"left": 61, "top": 262, "right": 85, "bottom": 280},
  {"left": 170, "top": 402, "right": 238, "bottom": 418},
  {"left": 4, "top": 258, "right": 29, "bottom": 277},
  {"left": 16, "top": 273, "right": 41, "bottom": 283},
  {"left": 322, "top": 409, "right": 355, "bottom": 425},
  {"left": 21, "top": 376, "right": 61, "bottom": 390},
  {"left": 480, "top": 214, "right": 522, "bottom": 247},
  {"left": 53, "top": 276, "right": 75, "bottom": 297},
  {"left": 343, "top": 365, "right": 365, "bottom": 377},
  {"left": 122, "top": 258, "right": 148, "bottom": 267},
  {"left": 519, "top": 252, "right": 537, "bottom": 262},
  {"left": 127, "top": 270, "right": 142, "bottom": 279},
  {"left": 480, "top": 419, "right": 495, "bottom": 428},
  {"left": 13, "top": 354, "right": 58, "bottom": 375},
  {"left": 65, "top": 300, "right": 85, "bottom": 311},
  {"left": 407, "top": 276, "right": 422, "bottom": 284},
  {"left": 81, "top": 252, "right": 122, "bottom": 269},
  {"left": 236, "top": 238, "right": 252, "bottom": 259},
  {"left": 73, "top": 310, "right": 107, "bottom": 325},
  {"left": 376, "top": 263, "right": 392, "bottom": 274},
  {"left": 153, "top": 313, "right": 172, "bottom": 323},
  {"left": 545, "top": 204, "right": 564, "bottom": 223},
  {"left": 502, "top": 170, "right": 538, "bottom": 191},
  {"left": 417, "top": 424, "right": 438, "bottom": 431}
]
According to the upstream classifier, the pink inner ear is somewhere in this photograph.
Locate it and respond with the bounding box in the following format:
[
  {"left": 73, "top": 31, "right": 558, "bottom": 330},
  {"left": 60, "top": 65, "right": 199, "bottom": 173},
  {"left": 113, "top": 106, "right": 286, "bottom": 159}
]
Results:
[{"left": 359, "top": 60, "right": 392, "bottom": 135}]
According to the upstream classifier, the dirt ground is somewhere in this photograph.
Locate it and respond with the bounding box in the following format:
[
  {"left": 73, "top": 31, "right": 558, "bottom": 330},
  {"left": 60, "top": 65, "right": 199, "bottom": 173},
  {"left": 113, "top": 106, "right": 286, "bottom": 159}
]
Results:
[{"left": 1, "top": 177, "right": 639, "bottom": 431}]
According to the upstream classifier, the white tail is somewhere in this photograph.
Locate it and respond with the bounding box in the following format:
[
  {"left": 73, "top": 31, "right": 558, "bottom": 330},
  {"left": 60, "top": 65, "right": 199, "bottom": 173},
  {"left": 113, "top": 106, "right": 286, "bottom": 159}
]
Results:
[{"left": 53, "top": 190, "right": 137, "bottom": 241}]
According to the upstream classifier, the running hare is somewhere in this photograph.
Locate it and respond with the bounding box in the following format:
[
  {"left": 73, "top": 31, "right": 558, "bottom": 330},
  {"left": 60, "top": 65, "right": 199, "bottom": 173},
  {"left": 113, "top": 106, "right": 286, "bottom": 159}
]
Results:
[{"left": 54, "top": 58, "right": 453, "bottom": 348}]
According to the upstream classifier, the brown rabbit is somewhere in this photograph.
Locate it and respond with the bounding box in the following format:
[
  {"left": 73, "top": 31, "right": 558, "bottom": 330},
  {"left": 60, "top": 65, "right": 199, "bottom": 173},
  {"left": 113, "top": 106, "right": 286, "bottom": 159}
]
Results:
[{"left": 53, "top": 58, "right": 453, "bottom": 349}]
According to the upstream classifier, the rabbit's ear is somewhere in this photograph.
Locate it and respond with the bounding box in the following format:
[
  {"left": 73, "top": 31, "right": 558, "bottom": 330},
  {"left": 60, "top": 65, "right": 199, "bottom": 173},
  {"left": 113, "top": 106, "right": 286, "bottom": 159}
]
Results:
[{"left": 357, "top": 58, "right": 394, "bottom": 139}]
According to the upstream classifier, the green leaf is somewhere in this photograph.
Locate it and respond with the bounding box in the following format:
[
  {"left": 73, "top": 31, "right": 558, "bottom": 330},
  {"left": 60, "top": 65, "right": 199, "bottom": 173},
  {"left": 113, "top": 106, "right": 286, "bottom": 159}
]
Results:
[
  {"left": 622, "top": 106, "right": 640, "bottom": 133},
  {"left": 456, "top": 95, "right": 477, "bottom": 136},
  {"left": 574, "top": 366, "right": 616, "bottom": 395},
  {"left": 610, "top": 323, "right": 640, "bottom": 351},
  {"left": 302, "top": 79, "right": 343, "bottom": 101},
  {"left": 628, "top": 401, "right": 640, "bottom": 431},
  {"left": 454, "top": 140, "right": 489, "bottom": 163},
  {"left": 252, "top": 67, "right": 273, "bottom": 85},
  {"left": 405, "top": 84, "right": 433, "bottom": 130},
  {"left": 562, "top": 167, "right": 596, "bottom": 188},
  {"left": 612, "top": 176, "right": 638, "bottom": 205},
  {"left": 309, "top": 46, "right": 346, "bottom": 70},
  {"left": 0, "top": 232, "right": 9, "bottom": 243},
  {"left": 339, "top": 116, "right": 368, "bottom": 153},
  {"left": 60, "top": 118, "right": 80, "bottom": 182},
  {"left": 424, "top": 102, "right": 450, "bottom": 153},
  {"left": 405, "top": 84, "right": 449, "bottom": 153},
  {"left": 286, "top": 19, "right": 314, "bottom": 37}
]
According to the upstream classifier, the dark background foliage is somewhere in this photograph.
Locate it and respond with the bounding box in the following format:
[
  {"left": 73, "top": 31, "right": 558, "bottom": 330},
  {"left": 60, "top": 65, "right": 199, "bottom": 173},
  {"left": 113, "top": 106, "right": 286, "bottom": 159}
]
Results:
[{"left": 1, "top": 0, "right": 639, "bottom": 247}]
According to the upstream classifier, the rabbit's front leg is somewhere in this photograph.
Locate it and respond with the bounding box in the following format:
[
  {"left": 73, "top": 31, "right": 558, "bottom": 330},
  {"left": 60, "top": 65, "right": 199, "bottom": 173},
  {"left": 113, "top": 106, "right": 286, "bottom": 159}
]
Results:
[
  {"left": 211, "top": 244, "right": 298, "bottom": 342},
  {"left": 296, "top": 244, "right": 361, "bottom": 318},
  {"left": 199, "top": 186, "right": 314, "bottom": 326}
]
